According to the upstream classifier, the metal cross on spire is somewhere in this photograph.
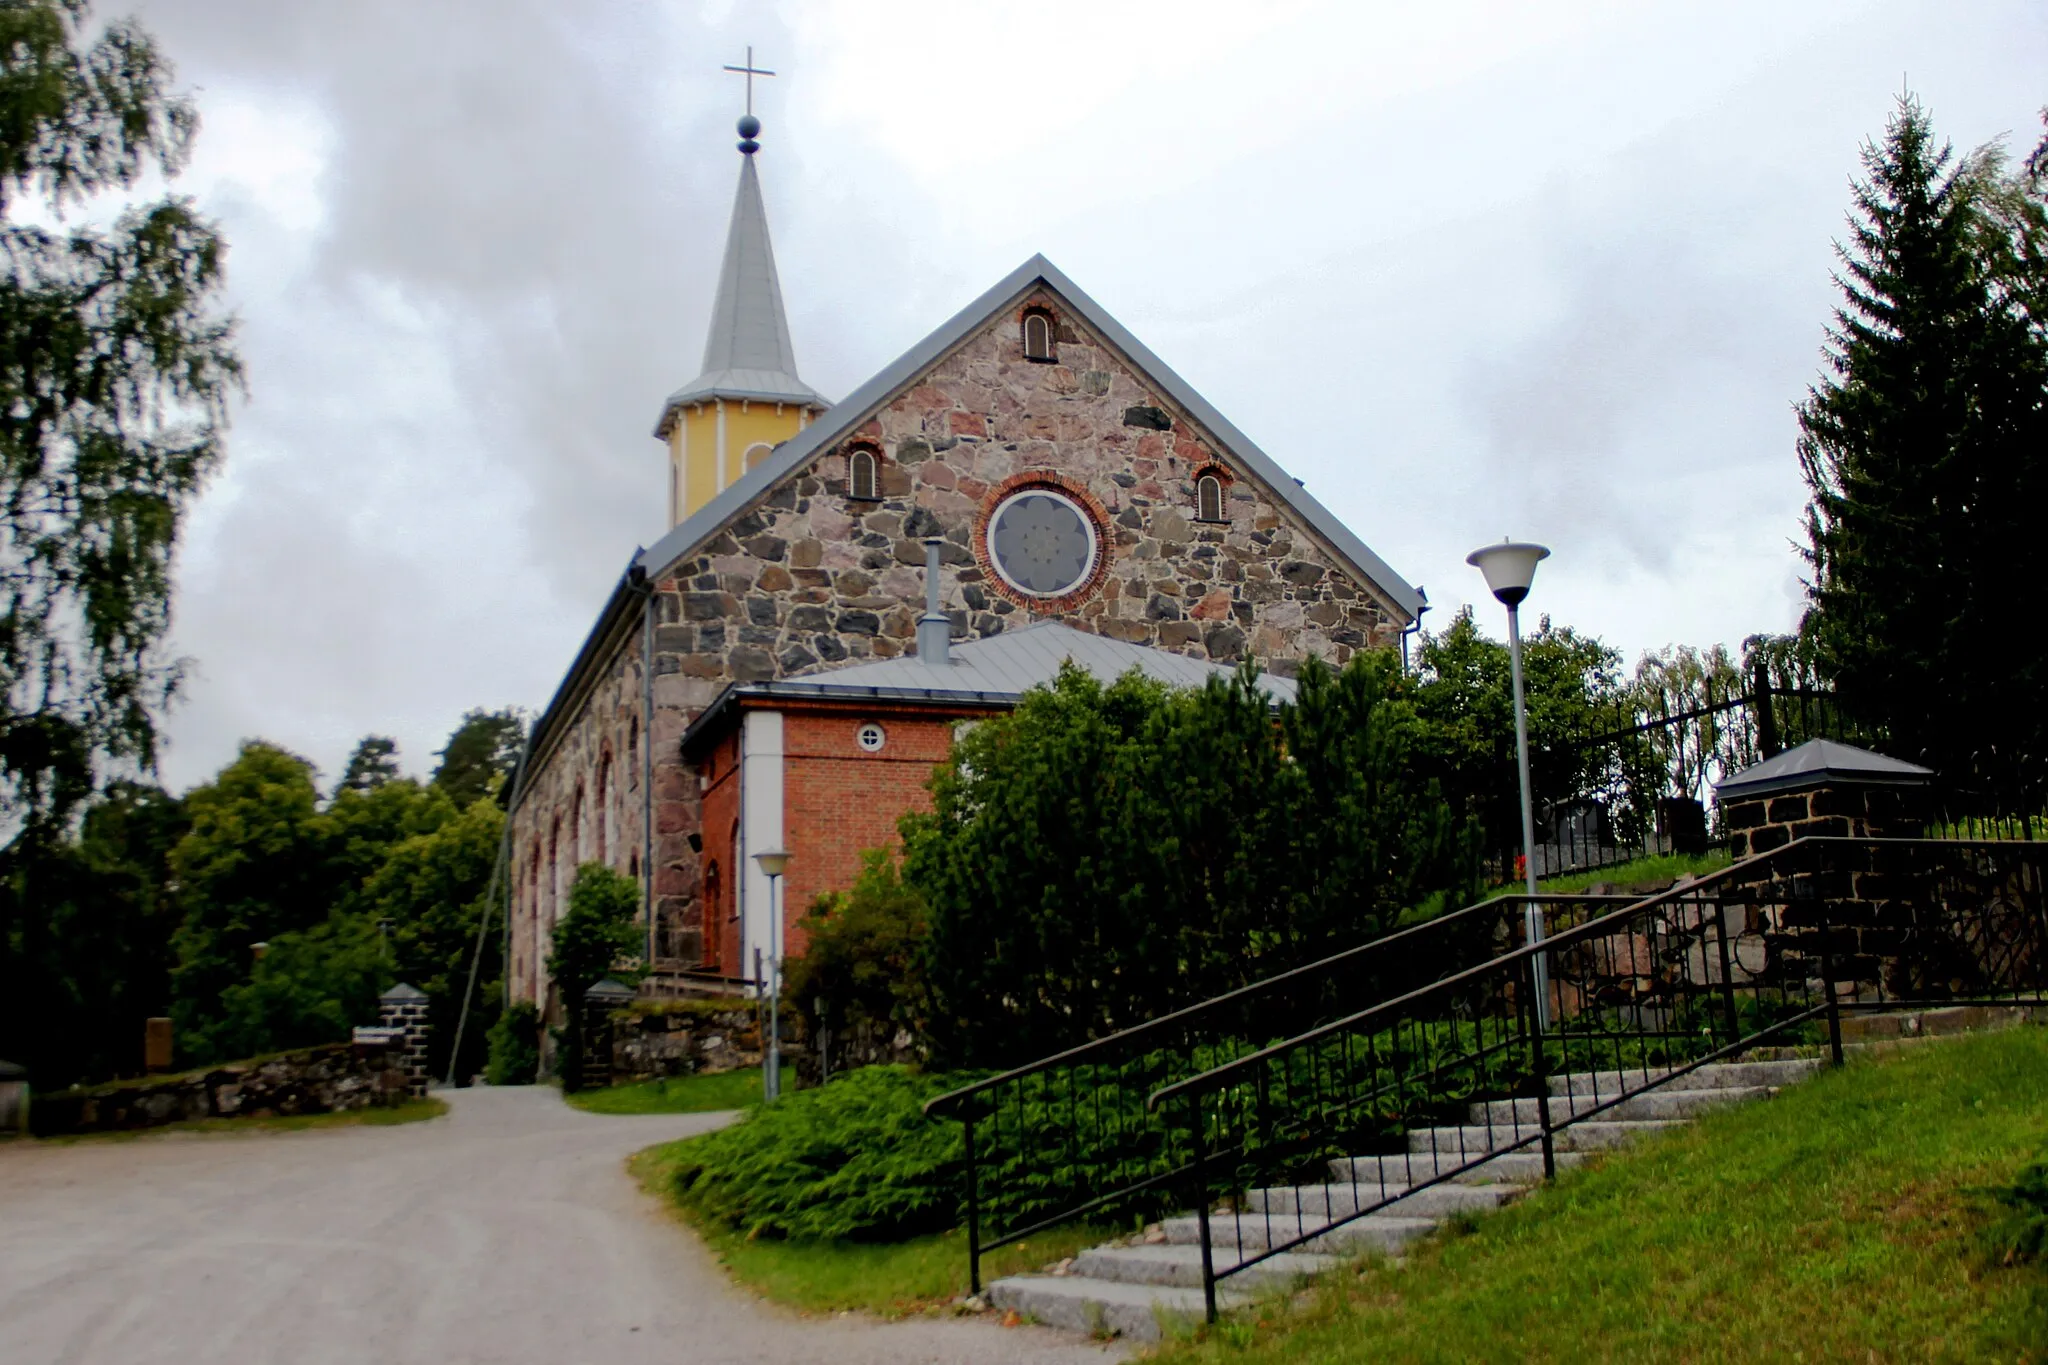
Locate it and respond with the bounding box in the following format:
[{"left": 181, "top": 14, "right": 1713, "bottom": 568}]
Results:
[{"left": 722, "top": 46, "right": 775, "bottom": 117}]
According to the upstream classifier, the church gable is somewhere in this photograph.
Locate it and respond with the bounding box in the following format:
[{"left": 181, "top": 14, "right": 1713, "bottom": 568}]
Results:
[{"left": 640, "top": 257, "right": 1418, "bottom": 705}]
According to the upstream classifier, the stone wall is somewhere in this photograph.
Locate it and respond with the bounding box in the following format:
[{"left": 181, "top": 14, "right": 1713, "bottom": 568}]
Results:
[
  {"left": 608, "top": 1003, "right": 763, "bottom": 1084},
  {"left": 1723, "top": 782, "right": 1926, "bottom": 859},
  {"left": 28, "top": 1040, "right": 413, "bottom": 1137},
  {"left": 509, "top": 284, "right": 1416, "bottom": 1006}
]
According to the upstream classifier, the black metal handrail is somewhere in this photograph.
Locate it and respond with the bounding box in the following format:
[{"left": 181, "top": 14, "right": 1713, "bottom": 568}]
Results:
[
  {"left": 1148, "top": 837, "right": 2048, "bottom": 1321},
  {"left": 923, "top": 890, "right": 1634, "bottom": 1292}
]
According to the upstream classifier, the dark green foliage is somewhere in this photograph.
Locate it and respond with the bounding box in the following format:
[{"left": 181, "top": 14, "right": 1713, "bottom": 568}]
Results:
[
  {"left": 783, "top": 849, "right": 927, "bottom": 1050},
  {"left": 546, "top": 862, "right": 642, "bottom": 1090},
  {"left": 1798, "top": 97, "right": 2048, "bottom": 783},
  {"left": 166, "top": 740, "right": 469, "bottom": 1067},
  {"left": 203, "top": 913, "right": 385, "bottom": 1062},
  {"left": 905, "top": 652, "right": 1476, "bottom": 1070},
  {"left": 337, "top": 736, "right": 400, "bottom": 794},
  {"left": 1982, "top": 1157, "right": 2048, "bottom": 1267},
  {"left": 0, "top": 780, "right": 185, "bottom": 1087},
  {"left": 486, "top": 1000, "right": 540, "bottom": 1086},
  {"left": 0, "top": 0, "right": 238, "bottom": 831},
  {"left": 360, "top": 796, "right": 505, "bottom": 1082},
  {"left": 1410, "top": 607, "right": 1637, "bottom": 862},
  {"left": 0, "top": 0, "right": 236, "bottom": 1082},
  {"left": 668, "top": 1066, "right": 976, "bottom": 1241},
  {"left": 432, "top": 708, "right": 526, "bottom": 809}
]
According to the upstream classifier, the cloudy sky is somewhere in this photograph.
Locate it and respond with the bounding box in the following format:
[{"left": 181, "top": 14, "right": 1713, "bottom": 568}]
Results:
[{"left": 116, "top": 0, "right": 2044, "bottom": 792}]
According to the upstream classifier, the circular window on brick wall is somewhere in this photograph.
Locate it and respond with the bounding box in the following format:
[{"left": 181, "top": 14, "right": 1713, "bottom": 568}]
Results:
[
  {"left": 985, "top": 487, "right": 1099, "bottom": 599},
  {"left": 856, "top": 722, "right": 886, "bottom": 753}
]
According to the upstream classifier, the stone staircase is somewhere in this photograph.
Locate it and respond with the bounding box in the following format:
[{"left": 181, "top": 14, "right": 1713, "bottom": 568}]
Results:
[{"left": 985, "top": 1056, "right": 1824, "bottom": 1342}]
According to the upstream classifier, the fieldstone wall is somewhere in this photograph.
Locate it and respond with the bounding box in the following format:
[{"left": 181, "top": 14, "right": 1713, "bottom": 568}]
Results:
[
  {"left": 28, "top": 1040, "right": 413, "bottom": 1137},
  {"left": 609, "top": 1003, "right": 763, "bottom": 1084},
  {"left": 509, "top": 284, "right": 1416, "bottom": 1006}
]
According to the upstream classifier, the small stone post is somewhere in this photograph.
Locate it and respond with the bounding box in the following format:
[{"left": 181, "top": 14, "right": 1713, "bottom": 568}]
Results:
[
  {"left": 580, "top": 978, "right": 636, "bottom": 1091},
  {"left": 378, "top": 983, "right": 432, "bottom": 1098}
]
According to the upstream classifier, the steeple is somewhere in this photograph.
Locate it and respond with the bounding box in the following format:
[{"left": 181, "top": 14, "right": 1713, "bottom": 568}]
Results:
[{"left": 656, "top": 73, "right": 827, "bottom": 527}]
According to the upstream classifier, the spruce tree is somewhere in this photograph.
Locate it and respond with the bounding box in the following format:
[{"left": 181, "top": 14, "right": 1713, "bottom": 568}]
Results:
[{"left": 1797, "top": 97, "right": 2048, "bottom": 783}]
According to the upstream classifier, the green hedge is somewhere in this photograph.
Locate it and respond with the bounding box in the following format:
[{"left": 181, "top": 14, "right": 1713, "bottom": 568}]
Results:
[{"left": 669, "top": 1066, "right": 982, "bottom": 1241}]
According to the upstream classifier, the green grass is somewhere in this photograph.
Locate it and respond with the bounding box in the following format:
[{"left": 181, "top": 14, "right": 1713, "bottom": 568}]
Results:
[
  {"left": 627, "top": 1137, "right": 1104, "bottom": 1315},
  {"left": 1152, "top": 1026, "right": 2048, "bottom": 1364},
  {"left": 566, "top": 1065, "right": 792, "bottom": 1115},
  {"left": 29, "top": 1096, "right": 448, "bottom": 1144},
  {"left": 1485, "top": 849, "right": 1730, "bottom": 900}
]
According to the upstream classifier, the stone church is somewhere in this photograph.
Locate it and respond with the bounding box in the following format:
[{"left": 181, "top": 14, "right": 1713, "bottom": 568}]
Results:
[{"left": 505, "top": 113, "right": 1424, "bottom": 1011}]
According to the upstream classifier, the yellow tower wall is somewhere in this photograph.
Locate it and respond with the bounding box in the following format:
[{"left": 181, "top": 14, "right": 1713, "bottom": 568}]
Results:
[{"left": 670, "top": 399, "right": 812, "bottom": 523}]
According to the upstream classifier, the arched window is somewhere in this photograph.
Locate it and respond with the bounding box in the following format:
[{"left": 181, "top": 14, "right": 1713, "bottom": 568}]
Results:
[
  {"left": 1196, "top": 472, "right": 1226, "bottom": 522},
  {"left": 702, "top": 861, "right": 721, "bottom": 970},
  {"left": 627, "top": 714, "right": 639, "bottom": 783},
  {"left": 595, "top": 756, "right": 611, "bottom": 864},
  {"left": 848, "top": 447, "right": 879, "bottom": 501},
  {"left": 744, "top": 442, "right": 774, "bottom": 472},
  {"left": 1022, "top": 310, "right": 1055, "bottom": 362}
]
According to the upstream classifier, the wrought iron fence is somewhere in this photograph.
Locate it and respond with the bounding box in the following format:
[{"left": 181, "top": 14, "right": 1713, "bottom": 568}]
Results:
[
  {"left": 1148, "top": 836, "right": 2048, "bottom": 1320},
  {"left": 922, "top": 891, "right": 1633, "bottom": 1293},
  {"left": 1478, "top": 670, "right": 1911, "bottom": 881}
]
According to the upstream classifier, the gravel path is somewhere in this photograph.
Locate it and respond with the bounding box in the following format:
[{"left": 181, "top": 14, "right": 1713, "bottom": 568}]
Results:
[{"left": 0, "top": 1087, "right": 1125, "bottom": 1365}]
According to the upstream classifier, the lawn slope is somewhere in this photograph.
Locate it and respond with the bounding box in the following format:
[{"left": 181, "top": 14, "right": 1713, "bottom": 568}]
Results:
[{"left": 1155, "top": 1026, "right": 2048, "bottom": 1364}]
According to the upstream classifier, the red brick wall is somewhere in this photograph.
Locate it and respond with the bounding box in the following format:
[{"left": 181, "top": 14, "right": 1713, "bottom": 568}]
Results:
[
  {"left": 781, "top": 707, "right": 960, "bottom": 958},
  {"left": 698, "top": 730, "right": 742, "bottom": 976}
]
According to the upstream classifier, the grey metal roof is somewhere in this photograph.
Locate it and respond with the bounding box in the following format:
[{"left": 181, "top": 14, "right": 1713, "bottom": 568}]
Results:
[
  {"left": 1715, "top": 738, "right": 1934, "bottom": 801},
  {"left": 782, "top": 620, "right": 1296, "bottom": 703},
  {"left": 679, "top": 621, "right": 1297, "bottom": 754},
  {"left": 654, "top": 154, "right": 824, "bottom": 436},
  {"left": 638, "top": 254, "right": 1423, "bottom": 620}
]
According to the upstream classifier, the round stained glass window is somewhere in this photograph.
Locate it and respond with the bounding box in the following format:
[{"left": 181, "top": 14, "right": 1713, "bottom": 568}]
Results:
[{"left": 986, "top": 488, "right": 1099, "bottom": 599}]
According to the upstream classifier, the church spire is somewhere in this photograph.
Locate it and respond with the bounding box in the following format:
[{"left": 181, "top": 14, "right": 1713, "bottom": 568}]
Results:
[{"left": 656, "top": 56, "right": 827, "bottom": 527}]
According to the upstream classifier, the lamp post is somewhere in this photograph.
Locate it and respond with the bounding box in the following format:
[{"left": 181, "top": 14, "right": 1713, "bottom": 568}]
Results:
[
  {"left": 1466, "top": 539, "right": 1552, "bottom": 1027},
  {"left": 753, "top": 848, "right": 790, "bottom": 1100}
]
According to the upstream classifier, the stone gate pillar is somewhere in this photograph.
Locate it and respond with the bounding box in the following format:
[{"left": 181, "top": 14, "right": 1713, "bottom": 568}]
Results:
[{"left": 378, "top": 983, "right": 432, "bottom": 1097}]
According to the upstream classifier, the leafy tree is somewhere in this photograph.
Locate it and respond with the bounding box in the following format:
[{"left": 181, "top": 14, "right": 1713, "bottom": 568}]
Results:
[
  {"left": 905, "top": 656, "right": 1473, "bottom": 1069},
  {"left": 485, "top": 1000, "right": 540, "bottom": 1085},
  {"left": 167, "top": 741, "right": 459, "bottom": 1064},
  {"left": 0, "top": 0, "right": 238, "bottom": 831},
  {"left": 337, "top": 736, "right": 400, "bottom": 794},
  {"left": 784, "top": 849, "right": 928, "bottom": 1055},
  {"left": 1409, "top": 608, "right": 1633, "bottom": 864},
  {"left": 361, "top": 796, "right": 505, "bottom": 1082},
  {"left": 433, "top": 708, "right": 526, "bottom": 809},
  {"left": 545, "top": 861, "right": 641, "bottom": 1089},
  {"left": 202, "top": 913, "right": 384, "bottom": 1063},
  {"left": 0, "top": 780, "right": 185, "bottom": 1086},
  {"left": 1798, "top": 96, "right": 2048, "bottom": 783},
  {"left": 166, "top": 741, "right": 330, "bottom": 1054}
]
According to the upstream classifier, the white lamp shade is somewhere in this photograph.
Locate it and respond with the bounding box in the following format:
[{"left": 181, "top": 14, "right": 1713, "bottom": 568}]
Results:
[
  {"left": 753, "top": 848, "right": 791, "bottom": 877},
  {"left": 1465, "top": 541, "right": 1550, "bottom": 608}
]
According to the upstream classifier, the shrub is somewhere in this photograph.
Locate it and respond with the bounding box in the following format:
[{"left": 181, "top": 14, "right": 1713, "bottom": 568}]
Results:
[
  {"left": 783, "top": 850, "right": 927, "bottom": 1053},
  {"left": 903, "top": 654, "right": 1477, "bottom": 1069},
  {"left": 486, "top": 1000, "right": 541, "bottom": 1085},
  {"left": 668, "top": 1066, "right": 979, "bottom": 1241},
  {"left": 546, "top": 862, "right": 643, "bottom": 1090}
]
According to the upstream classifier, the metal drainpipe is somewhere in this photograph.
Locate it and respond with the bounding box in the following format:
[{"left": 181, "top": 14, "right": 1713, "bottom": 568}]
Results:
[
  {"left": 636, "top": 566, "right": 656, "bottom": 969},
  {"left": 1399, "top": 590, "right": 1429, "bottom": 673}
]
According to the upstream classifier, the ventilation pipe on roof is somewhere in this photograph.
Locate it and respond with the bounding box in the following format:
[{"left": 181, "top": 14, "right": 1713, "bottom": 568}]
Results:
[{"left": 917, "top": 537, "right": 952, "bottom": 667}]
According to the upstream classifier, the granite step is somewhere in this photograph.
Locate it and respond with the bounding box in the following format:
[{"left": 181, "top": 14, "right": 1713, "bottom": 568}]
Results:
[
  {"left": 986, "top": 1274, "right": 1232, "bottom": 1342},
  {"left": 1471, "top": 1084, "right": 1771, "bottom": 1125},
  {"left": 1547, "top": 1058, "right": 1822, "bottom": 1097},
  {"left": 1407, "top": 1118, "right": 1681, "bottom": 1155},
  {"left": 1243, "top": 1178, "right": 1520, "bottom": 1220},
  {"left": 1072, "top": 1242, "right": 1338, "bottom": 1290},
  {"left": 1329, "top": 1148, "right": 1586, "bottom": 1186},
  {"left": 1160, "top": 1211, "right": 1439, "bottom": 1255}
]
